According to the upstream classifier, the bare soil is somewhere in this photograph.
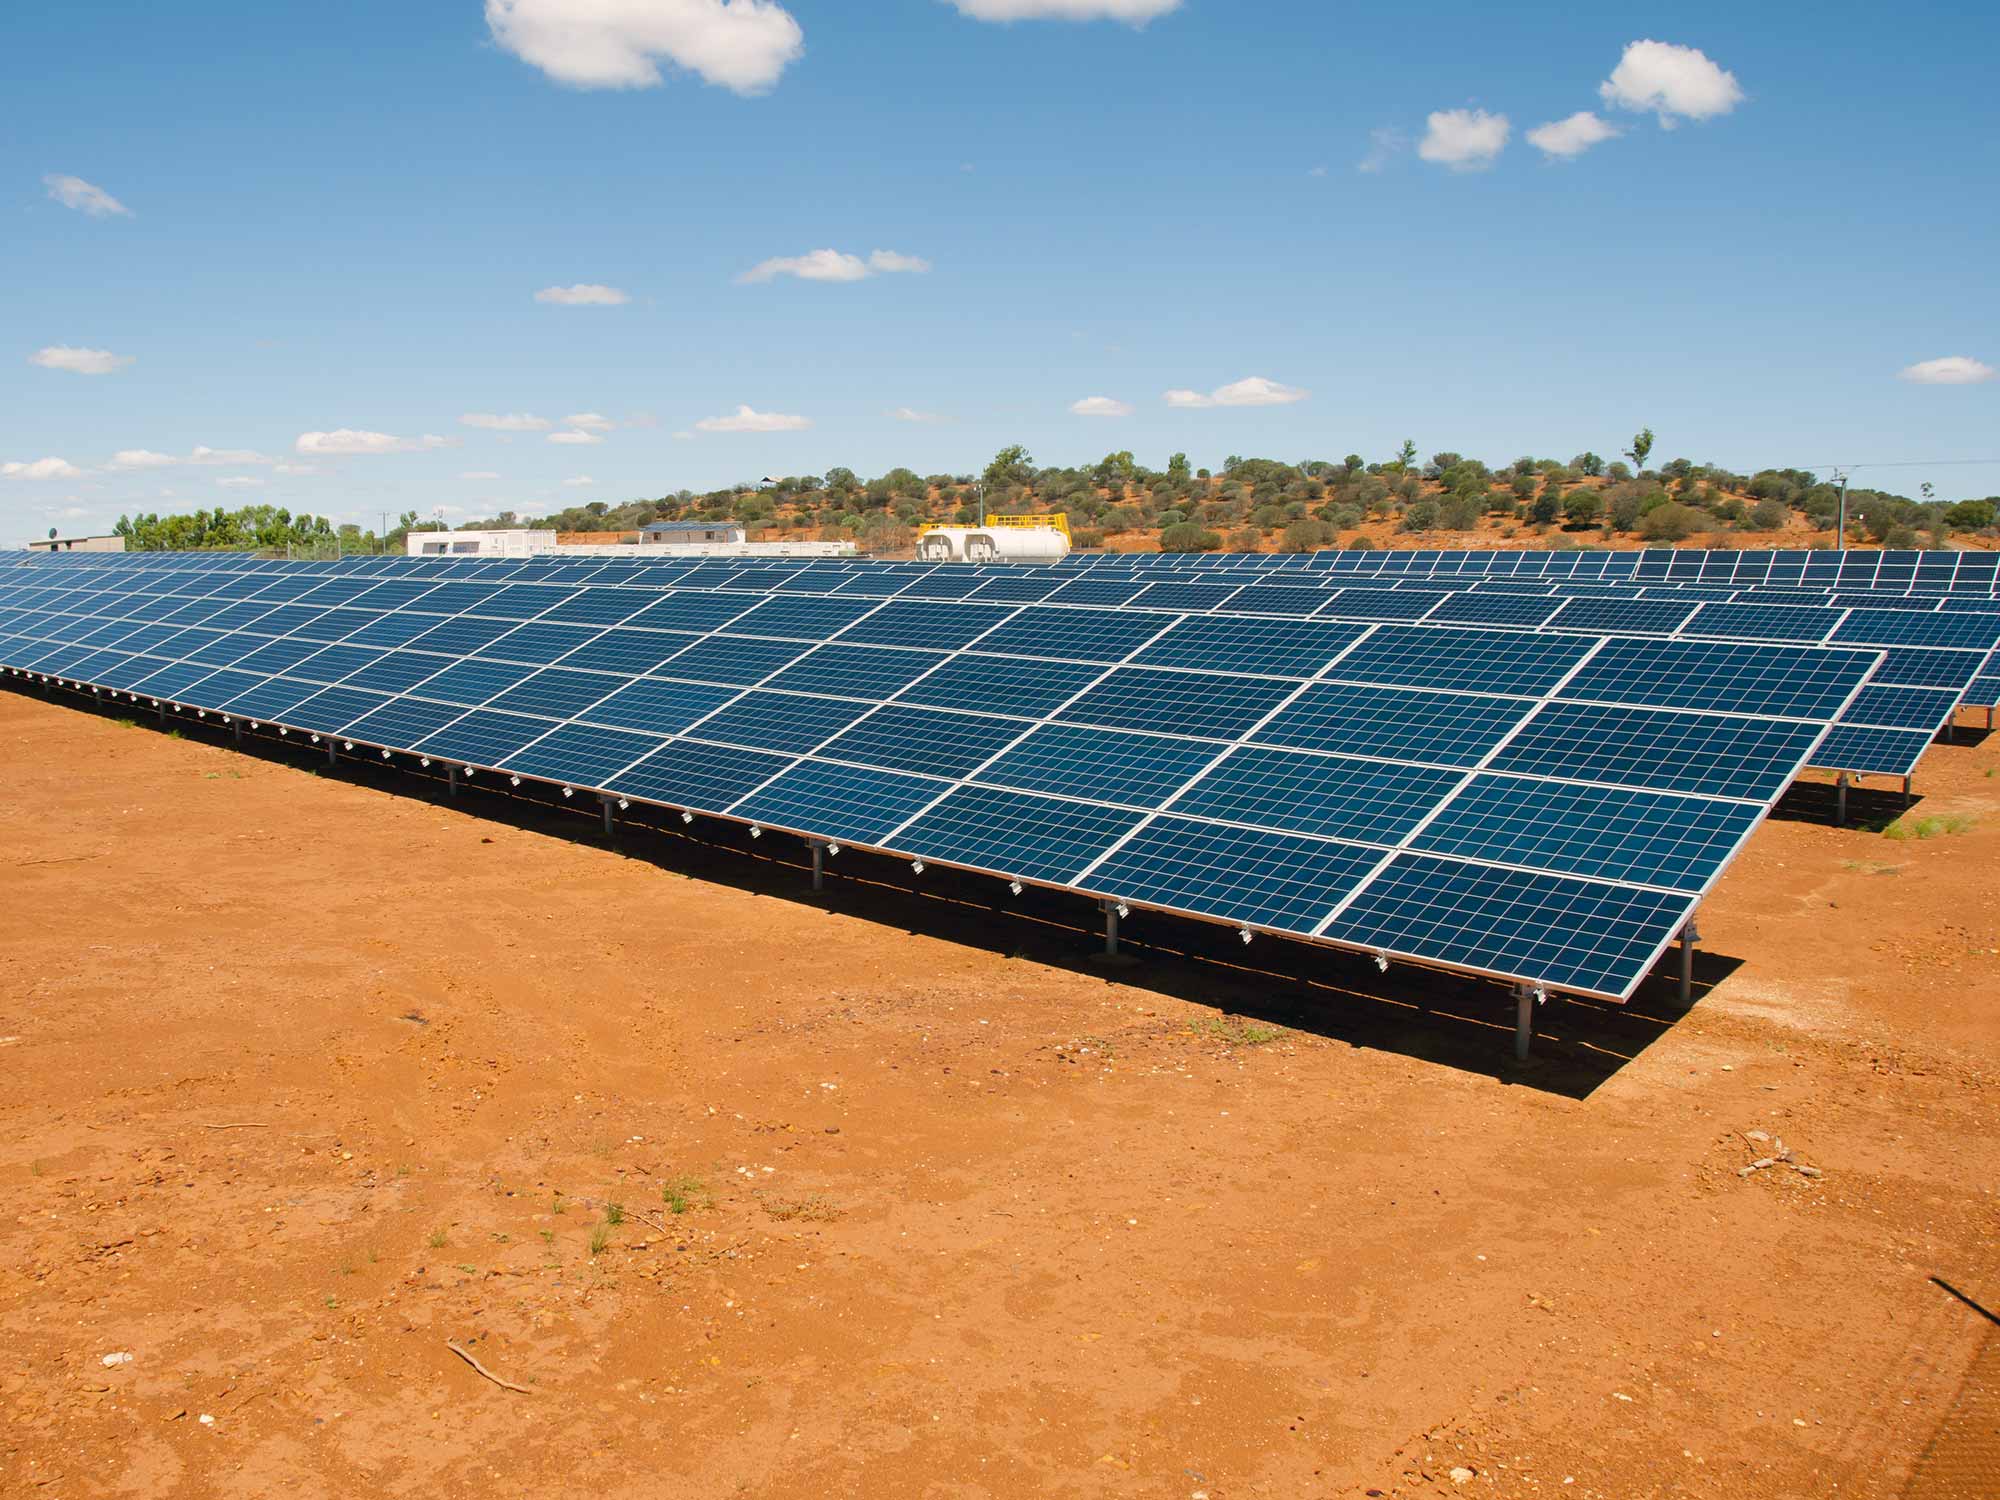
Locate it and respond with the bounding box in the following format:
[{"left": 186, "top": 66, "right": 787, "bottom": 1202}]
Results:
[{"left": 2, "top": 688, "right": 1996, "bottom": 1499}]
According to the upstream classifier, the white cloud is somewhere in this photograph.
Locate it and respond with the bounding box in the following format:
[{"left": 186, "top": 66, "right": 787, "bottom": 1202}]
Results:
[
  {"left": 461, "top": 412, "right": 552, "bottom": 431},
  {"left": 1162, "top": 377, "right": 1308, "bottom": 409},
  {"left": 548, "top": 429, "right": 604, "bottom": 445},
  {"left": 534, "top": 283, "right": 630, "bottom": 306},
  {"left": 3, "top": 458, "right": 84, "bottom": 482},
  {"left": 1307, "top": 165, "right": 1328, "bottom": 178},
  {"left": 1899, "top": 356, "right": 1995, "bottom": 386},
  {"left": 736, "top": 247, "right": 932, "bottom": 285},
  {"left": 1418, "top": 108, "right": 1509, "bottom": 170},
  {"left": 108, "top": 445, "right": 273, "bottom": 471},
  {"left": 1358, "top": 127, "right": 1406, "bottom": 174},
  {"left": 1527, "top": 111, "right": 1620, "bottom": 159},
  {"left": 564, "top": 411, "right": 616, "bottom": 432},
  {"left": 1600, "top": 40, "right": 1744, "bottom": 126},
  {"left": 1070, "top": 396, "right": 1133, "bottom": 417},
  {"left": 562, "top": 475, "right": 597, "bottom": 487},
  {"left": 272, "top": 464, "right": 321, "bottom": 476},
  {"left": 486, "top": 0, "right": 804, "bottom": 94},
  {"left": 295, "top": 429, "right": 450, "bottom": 456},
  {"left": 890, "top": 407, "right": 947, "bottom": 423},
  {"left": 216, "top": 476, "right": 264, "bottom": 489},
  {"left": 694, "top": 404, "right": 811, "bottom": 433},
  {"left": 459, "top": 471, "right": 504, "bottom": 480},
  {"left": 43, "top": 174, "right": 131, "bottom": 218},
  {"left": 946, "top": 1, "right": 1182, "bottom": 22},
  {"left": 29, "top": 345, "right": 135, "bottom": 376}
]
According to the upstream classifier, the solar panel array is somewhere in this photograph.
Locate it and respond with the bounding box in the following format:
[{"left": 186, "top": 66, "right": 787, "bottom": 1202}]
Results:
[{"left": 0, "top": 549, "right": 1890, "bottom": 1002}]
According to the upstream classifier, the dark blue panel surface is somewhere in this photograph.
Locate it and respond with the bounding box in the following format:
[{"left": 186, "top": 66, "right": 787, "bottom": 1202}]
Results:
[
  {"left": 1173, "top": 748, "right": 1463, "bottom": 844},
  {"left": 897, "top": 785, "right": 1143, "bottom": 884},
  {"left": 732, "top": 760, "right": 944, "bottom": 845},
  {"left": 1559, "top": 638, "right": 1876, "bottom": 720},
  {"left": 762, "top": 644, "right": 947, "bottom": 700},
  {"left": 1128, "top": 616, "right": 1366, "bottom": 677},
  {"left": 894, "top": 653, "right": 1102, "bottom": 719},
  {"left": 977, "top": 723, "right": 1217, "bottom": 807},
  {"left": 605, "top": 739, "right": 797, "bottom": 814},
  {"left": 413, "top": 658, "right": 535, "bottom": 706},
  {"left": 973, "top": 607, "right": 1172, "bottom": 664},
  {"left": 505, "top": 722, "right": 666, "bottom": 786},
  {"left": 558, "top": 628, "right": 703, "bottom": 675},
  {"left": 485, "top": 667, "right": 621, "bottom": 721},
  {"left": 1489, "top": 702, "right": 1820, "bottom": 800},
  {"left": 688, "top": 690, "right": 872, "bottom": 753},
  {"left": 342, "top": 695, "right": 469, "bottom": 748},
  {"left": 652, "top": 633, "right": 807, "bottom": 685},
  {"left": 817, "top": 704, "right": 1023, "bottom": 777},
  {"left": 1331, "top": 625, "right": 1594, "bottom": 695},
  {"left": 583, "top": 677, "right": 738, "bottom": 734},
  {"left": 1086, "top": 817, "right": 1380, "bottom": 934},
  {"left": 1808, "top": 724, "right": 1933, "bottom": 777},
  {"left": 1325, "top": 854, "right": 1693, "bottom": 998},
  {"left": 1058, "top": 668, "right": 1296, "bottom": 739},
  {"left": 834, "top": 600, "right": 1018, "bottom": 649},
  {"left": 411, "top": 709, "right": 553, "bottom": 766}
]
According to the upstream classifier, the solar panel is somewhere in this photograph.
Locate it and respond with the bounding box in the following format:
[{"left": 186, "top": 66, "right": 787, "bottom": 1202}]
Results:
[{"left": 0, "top": 551, "right": 1890, "bottom": 1003}]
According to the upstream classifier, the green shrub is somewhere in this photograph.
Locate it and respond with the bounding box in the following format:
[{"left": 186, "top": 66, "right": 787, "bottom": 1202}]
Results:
[{"left": 1160, "top": 522, "right": 1223, "bottom": 552}]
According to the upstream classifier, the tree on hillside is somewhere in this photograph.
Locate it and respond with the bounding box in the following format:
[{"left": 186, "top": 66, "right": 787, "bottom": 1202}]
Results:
[
  {"left": 1572, "top": 451, "right": 1604, "bottom": 477},
  {"left": 1625, "top": 427, "right": 1654, "bottom": 472},
  {"left": 983, "top": 445, "right": 1034, "bottom": 488},
  {"left": 1166, "top": 452, "right": 1191, "bottom": 482},
  {"left": 1392, "top": 439, "right": 1418, "bottom": 473}
]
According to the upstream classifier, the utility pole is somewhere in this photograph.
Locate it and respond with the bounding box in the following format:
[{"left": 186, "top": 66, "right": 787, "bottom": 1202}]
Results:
[{"left": 1833, "top": 469, "right": 1851, "bottom": 553}]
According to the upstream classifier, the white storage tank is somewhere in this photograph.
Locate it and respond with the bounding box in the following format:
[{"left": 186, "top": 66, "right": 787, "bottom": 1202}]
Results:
[{"left": 915, "top": 525, "right": 1071, "bottom": 563}]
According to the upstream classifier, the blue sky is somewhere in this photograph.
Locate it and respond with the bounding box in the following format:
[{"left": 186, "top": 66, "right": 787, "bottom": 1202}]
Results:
[{"left": 3, "top": 0, "right": 1996, "bottom": 543}]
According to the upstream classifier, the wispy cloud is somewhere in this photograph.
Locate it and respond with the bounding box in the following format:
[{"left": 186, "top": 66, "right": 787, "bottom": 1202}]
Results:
[
  {"left": 29, "top": 345, "right": 135, "bottom": 376},
  {"left": 487, "top": 0, "right": 805, "bottom": 95},
  {"left": 548, "top": 429, "right": 604, "bottom": 445},
  {"left": 693, "top": 404, "right": 811, "bottom": 433},
  {"left": 461, "top": 412, "right": 552, "bottom": 431},
  {"left": 2, "top": 457, "right": 84, "bottom": 482},
  {"left": 564, "top": 412, "right": 616, "bottom": 432},
  {"left": 562, "top": 475, "right": 597, "bottom": 487},
  {"left": 1899, "top": 356, "right": 1994, "bottom": 386},
  {"left": 1163, "top": 377, "right": 1307, "bottom": 409},
  {"left": 1357, "top": 127, "right": 1405, "bottom": 174},
  {"left": 889, "top": 407, "right": 948, "bottom": 423},
  {"left": 1600, "top": 40, "right": 1744, "bottom": 126},
  {"left": 534, "top": 283, "right": 629, "bottom": 306},
  {"left": 43, "top": 174, "right": 131, "bottom": 217},
  {"left": 295, "top": 429, "right": 450, "bottom": 456},
  {"left": 109, "top": 445, "right": 273, "bottom": 470},
  {"left": 1527, "top": 111, "right": 1619, "bottom": 159},
  {"left": 1069, "top": 396, "right": 1134, "bottom": 417},
  {"left": 736, "top": 248, "right": 931, "bottom": 284},
  {"left": 1418, "top": 108, "right": 1509, "bottom": 170},
  {"left": 946, "top": 1, "right": 1182, "bottom": 22}
]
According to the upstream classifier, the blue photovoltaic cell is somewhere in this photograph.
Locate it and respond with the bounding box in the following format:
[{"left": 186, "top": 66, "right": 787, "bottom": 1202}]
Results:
[
  {"left": 1086, "top": 817, "right": 1381, "bottom": 934},
  {"left": 175, "top": 667, "right": 263, "bottom": 706},
  {"left": 414, "top": 658, "right": 536, "bottom": 706},
  {"left": 1058, "top": 667, "right": 1296, "bottom": 739},
  {"left": 688, "top": 690, "right": 872, "bottom": 753},
  {"left": 895, "top": 653, "right": 1104, "bottom": 720},
  {"left": 1331, "top": 625, "right": 1594, "bottom": 696},
  {"left": 831, "top": 599, "right": 1017, "bottom": 650},
  {"left": 1317, "top": 589, "right": 1454, "bottom": 622},
  {"left": 622, "top": 592, "right": 760, "bottom": 632},
  {"left": 1128, "top": 582, "right": 1245, "bottom": 614},
  {"left": 1560, "top": 638, "right": 1876, "bottom": 721},
  {"left": 582, "top": 677, "right": 739, "bottom": 735},
  {"left": 412, "top": 709, "right": 553, "bottom": 766},
  {"left": 504, "top": 722, "right": 665, "bottom": 786},
  {"left": 1488, "top": 701, "right": 1821, "bottom": 801},
  {"left": 762, "top": 644, "right": 947, "bottom": 700},
  {"left": 470, "top": 584, "right": 576, "bottom": 619},
  {"left": 552, "top": 628, "right": 701, "bottom": 676},
  {"left": 296, "top": 608, "right": 383, "bottom": 643},
  {"left": 972, "top": 607, "right": 1171, "bottom": 664},
  {"left": 605, "top": 738, "right": 797, "bottom": 814},
  {"left": 722, "top": 595, "right": 880, "bottom": 640},
  {"left": 966, "top": 575, "right": 1063, "bottom": 603},
  {"left": 897, "top": 784, "right": 1143, "bottom": 885},
  {"left": 1173, "top": 747, "right": 1464, "bottom": 844},
  {"left": 652, "top": 633, "right": 807, "bottom": 685},
  {"left": 895, "top": 573, "right": 988, "bottom": 599},
  {"left": 1870, "top": 647, "right": 1982, "bottom": 690},
  {"left": 816, "top": 704, "right": 1023, "bottom": 777},
  {"left": 1226, "top": 585, "right": 1341, "bottom": 617},
  {"left": 485, "top": 667, "right": 621, "bottom": 721},
  {"left": 390, "top": 582, "right": 502, "bottom": 615},
  {"left": 279, "top": 687, "right": 390, "bottom": 735},
  {"left": 1547, "top": 597, "right": 1703, "bottom": 635},
  {"left": 341, "top": 695, "right": 469, "bottom": 747},
  {"left": 1423, "top": 593, "right": 1565, "bottom": 628},
  {"left": 1683, "top": 603, "right": 1836, "bottom": 643},
  {"left": 1128, "top": 616, "right": 1365, "bottom": 677},
  {"left": 1324, "top": 853, "right": 1694, "bottom": 998},
  {"left": 473, "top": 622, "right": 601, "bottom": 665},
  {"left": 341, "top": 650, "right": 451, "bottom": 695},
  {"left": 731, "top": 760, "right": 944, "bottom": 846},
  {"left": 291, "top": 644, "right": 385, "bottom": 683},
  {"left": 1834, "top": 610, "right": 2000, "bottom": 651},
  {"left": 1812, "top": 724, "right": 1934, "bottom": 776},
  {"left": 538, "top": 590, "right": 655, "bottom": 626},
  {"left": 343, "top": 613, "right": 446, "bottom": 649},
  {"left": 232, "top": 638, "right": 325, "bottom": 675},
  {"left": 1411, "top": 776, "right": 1760, "bottom": 892},
  {"left": 977, "top": 723, "right": 1217, "bottom": 807},
  {"left": 126, "top": 660, "right": 221, "bottom": 699},
  {"left": 1044, "top": 578, "right": 1147, "bottom": 607},
  {"left": 1843, "top": 684, "right": 1960, "bottom": 730},
  {"left": 405, "top": 617, "right": 520, "bottom": 655}
]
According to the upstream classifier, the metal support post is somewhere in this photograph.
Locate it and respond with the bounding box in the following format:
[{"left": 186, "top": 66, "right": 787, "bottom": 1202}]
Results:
[
  {"left": 1834, "top": 771, "right": 1848, "bottom": 827},
  {"left": 326, "top": 740, "right": 337, "bottom": 768},
  {"left": 1679, "top": 916, "right": 1701, "bottom": 1007},
  {"left": 809, "top": 839, "right": 825, "bottom": 891},
  {"left": 1102, "top": 899, "right": 1120, "bottom": 958},
  {"left": 232, "top": 721, "right": 243, "bottom": 747},
  {"left": 1902, "top": 776, "right": 1912, "bottom": 808},
  {"left": 156, "top": 701, "right": 166, "bottom": 723},
  {"left": 1514, "top": 984, "right": 1535, "bottom": 1062},
  {"left": 600, "top": 796, "right": 615, "bottom": 837},
  {"left": 446, "top": 765, "right": 459, "bottom": 798}
]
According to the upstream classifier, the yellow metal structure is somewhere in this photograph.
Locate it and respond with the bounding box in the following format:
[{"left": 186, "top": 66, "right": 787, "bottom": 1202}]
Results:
[{"left": 919, "top": 512, "right": 1070, "bottom": 538}]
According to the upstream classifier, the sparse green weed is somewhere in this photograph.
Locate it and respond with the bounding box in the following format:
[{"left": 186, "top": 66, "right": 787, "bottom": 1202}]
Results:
[
  {"left": 661, "top": 1176, "right": 709, "bottom": 1215},
  {"left": 1883, "top": 813, "right": 1977, "bottom": 841},
  {"left": 426, "top": 1228, "right": 448, "bottom": 1249},
  {"left": 604, "top": 1202, "right": 624, "bottom": 1226},
  {"left": 1192, "top": 1015, "right": 1282, "bottom": 1047},
  {"left": 588, "top": 1223, "right": 610, "bottom": 1256}
]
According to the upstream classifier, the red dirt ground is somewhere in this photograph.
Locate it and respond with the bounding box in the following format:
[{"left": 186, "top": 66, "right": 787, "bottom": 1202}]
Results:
[{"left": 2, "top": 688, "right": 1996, "bottom": 1499}]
